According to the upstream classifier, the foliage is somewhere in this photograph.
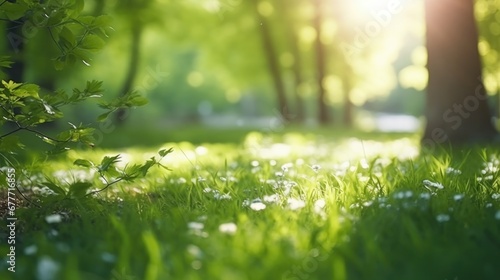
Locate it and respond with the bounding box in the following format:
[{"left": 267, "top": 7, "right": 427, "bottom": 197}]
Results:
[
  {"left": 0, "top": 0, "right": 168, "bottom": 202},
  {"left": 1, "top": 0, "right": 113, "bottom": 69},
  {"left": 0, "top": 79, "right": 147, "bottom": 155},
  {"left": 38, "top": 148, "right": 172, "bottom": 198}
]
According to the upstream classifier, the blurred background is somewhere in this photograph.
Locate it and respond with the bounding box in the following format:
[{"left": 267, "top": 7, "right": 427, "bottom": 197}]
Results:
[{"left": 1, "top": 0, "right": 499, "bottom": 137}]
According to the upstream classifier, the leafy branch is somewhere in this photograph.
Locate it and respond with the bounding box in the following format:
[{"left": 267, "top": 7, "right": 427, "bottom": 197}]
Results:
[
  {"left": 0, "top": 0, "right": 113, "bottom": 69},
  {"left": 0, "top": 79, "right": 148, "bottom": 154},
  {"left": 40, "top": 148, "right": 174, "bottom": 198}
]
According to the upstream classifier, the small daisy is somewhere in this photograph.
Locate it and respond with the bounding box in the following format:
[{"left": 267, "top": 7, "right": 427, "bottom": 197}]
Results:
[
  {"left": 436, "top": 214, "right": 450, "bottom": 223},
  {"left": 250, "top": 199, "right": 266, "bottom": 211},
  {"left": 45, "top": 214, "right": 62, "bottom": 224},
  {"left": 218, "top": 222, "right": 237, "bottom": 235}
]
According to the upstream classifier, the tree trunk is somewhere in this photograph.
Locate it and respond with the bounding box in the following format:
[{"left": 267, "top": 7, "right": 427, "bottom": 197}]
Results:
[
  {"left": 253, "top": 0, "right": 290, "bottom": 122},
  {"left": 422, "top": 0, "right": 498, "bottom": 146},
  {"left": 290, "top": 30, "right": 306, "bottom": 123},
  {"left": 281, "top": 0, "right": 305, "bottom": 123},
  {"left": 115, "top": 25, "right": 142, "bottom": 124},
  {"left": 313, "top": 0, "right": 329, "bottom": 124}
]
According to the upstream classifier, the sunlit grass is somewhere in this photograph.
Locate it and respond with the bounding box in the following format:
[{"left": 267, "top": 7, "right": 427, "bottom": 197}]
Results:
[{"left": 2, "top": 130, "right": 500, "bottom": 280}]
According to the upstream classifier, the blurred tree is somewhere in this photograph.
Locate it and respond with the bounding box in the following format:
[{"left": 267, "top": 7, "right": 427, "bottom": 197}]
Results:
[
  {"left": 112, "top": 0, "right": 159, "bottom": 124},
  {"left": 475, "top": 0, "right": 500, "bottom": 117},
  {"left": 253, "top": 0, "right": 290, "bottom": 121},
  {"left": 280, "top": 0, "right": 306, "bottom": 122},
  {"left": 332, "top": 0, "right": 354, "bottom": 127},
  {"left": 312, "top": 0, "right": 329, "bottom": 124},
  {"left": 422, "top": 0, "right": 498, "bottom": 146}
]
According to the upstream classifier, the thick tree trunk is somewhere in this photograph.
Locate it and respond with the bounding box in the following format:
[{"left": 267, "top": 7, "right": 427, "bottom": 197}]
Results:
[
  {"left": 115, "top": 25, "right": 142, "bottom": 124},
  {"left": 422, "top": 0, "right": 498, "bottom": 146},
  {"left": 313, "top": 0, "right": 329, "bottom": 124},
  {"left": 253, "top": 0, "right": 290, "bottom": 122}
]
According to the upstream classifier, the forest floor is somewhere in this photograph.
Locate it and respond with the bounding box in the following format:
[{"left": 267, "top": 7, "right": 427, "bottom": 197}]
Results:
[{"left": 1, "top": 127, "right": 500, "bottom": 280}]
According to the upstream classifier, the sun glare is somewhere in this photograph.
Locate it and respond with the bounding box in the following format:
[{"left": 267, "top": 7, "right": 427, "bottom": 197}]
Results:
[{"left": 341, "top": 0, "right": 412, "bottom": 26}]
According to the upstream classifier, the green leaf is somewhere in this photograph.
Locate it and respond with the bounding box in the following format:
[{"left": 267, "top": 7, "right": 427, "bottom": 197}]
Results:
[
  {"left": 1, "top": 2, "right": 29, "bottom": 21},
  {"left": 54, "top": 57, "right": 65, "bottom": 71},
  {"left": 46, "top": 9, "right": 68, "bottom": 27},
  {"left": 47, "top": 145, "right": 70, "bottom": 155},
  {"left": 59, "top": 26, "right": 76, "bottom": 49},
  {"left": 0, "top": 56, "right": 13, "bottom": 68},
  {"left": 93, "top": 15, "right": 113, "bottom": 27},
  {"left": 42, "top": 181, "right": 66, "bottom": 196},
  {"left": 68, "top": 182, "right": 93, "bottom": 197},
  {"left": 72, "top": 0, "right": 85, "bottom": 14},
  {"left": 99, "top": 155, "right": 121, "bottom": 173},
  {"left": 159, "top": 148, "right": 174, "bottom": 157},
  {"left": 85, "top": 80, "right": 104, "bottom": 95},
  {"left": 81, "top": 34, "right": 105, "bottom": 51},
  {"left": 16, "top": 84, "right": 40, "bottom": 98},
  {"left": 139, "top": 158, "right": 157, "bottom": 177},
  {"left": 74, "top": 159, "right": 94, "bottom": 168},
  {"left": 0, "top": 136, "right": 25, "bottom": 152},
  {"left": 128, "top": 96, "right": 149, "bottom": 106},
  {"left": 97, "top": 110, "right": 113, "bottom": 122},
  {"left": 77, "top": 16, "right": 95, "bottom": 25},
  {"left": 2, "top": 80, "right": 22, "bottom": 91}
]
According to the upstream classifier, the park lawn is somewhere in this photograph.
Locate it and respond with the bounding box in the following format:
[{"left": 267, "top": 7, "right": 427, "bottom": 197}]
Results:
[{"left": 2, "top": 129, "right": 500, "bottom": 280}]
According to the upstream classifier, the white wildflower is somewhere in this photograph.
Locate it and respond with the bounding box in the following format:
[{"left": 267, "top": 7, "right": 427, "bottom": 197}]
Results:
[
  {"left": 203, "top": 187, "right": 212, "bottom": 193},
  {"left": 281, "top": 163, "right": 293, "bottom": 172},
  {"left": 24, "top": 245, "right": 38, "bottom": 255},
  {"left": 187, "top": 244, "right": 203, "bottom": 258},
  {"left": 213, "top": 192, "right": 232, "bottom": 200},
  {"left": 436, "top": 214, "right": 450, "bottom": 222},
  {"left": 37, "top": 256, "right": 60, "bottom": 280},
  {"left": 218, "top": 222, "right": 237, "bottom": 235},
  {"left": 445, "top": 167, "right": 462, "bottom": 175},
  {"left": 495, "top": 210, "right": 500, "bottom": 220},
  {"left": 311, "top": 165, "right": 321, "bottom": 173},
  {"left": 453, "top": 194, "right": 464, "bottom": 201},
  {"left": 187, "top": 222, "right": 204, "bottom": 231},
  {"left": 314, "top": 199, "right": 326, "bottom": 210},
  {"left": 263, "top": 194, "right": 280, "bottom": 203},
  {"left": 420, "top": 192, "right": 431, "bottom": 199},
  {"left": 45, "top": 214, "right": 62, "bottom": 224},
  {"left": 423, "top": 179, "right": 444, "bottom": 190},
  {"left": 250, "top": 199, "right": 266, "bottom": 211},
  {"left": 242, "top": 199, "right": 251, "bottom": 207},
  {"left": 287, "top": 198, "right": 306, "bottom": 211}
]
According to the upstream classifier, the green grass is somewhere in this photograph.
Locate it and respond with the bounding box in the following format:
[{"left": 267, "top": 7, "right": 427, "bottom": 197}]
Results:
[{"left": 2, "top": 129, "right": 500, "bottom": 280}]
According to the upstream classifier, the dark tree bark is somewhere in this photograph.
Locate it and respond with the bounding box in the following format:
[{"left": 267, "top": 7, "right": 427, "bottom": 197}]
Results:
[
  {"left": 253, "top": 0, "right": 290, "bottom": 122},
  {"left": 422, "top": 0, "right": 498, "bottom": 146},
  {"left": 115, "top": 25, "right": 142, "bottom": 124},
  {"left": 312, "top": 0, "right": 329, "bottom": 124}
]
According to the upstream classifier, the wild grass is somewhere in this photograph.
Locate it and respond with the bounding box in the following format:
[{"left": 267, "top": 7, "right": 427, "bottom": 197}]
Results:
[{"left": 1, "top": 129, "right": 500, "bottom": 280}]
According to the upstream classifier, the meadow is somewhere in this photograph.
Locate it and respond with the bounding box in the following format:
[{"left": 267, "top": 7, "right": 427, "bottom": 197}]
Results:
[{"left": 2, "top": 127, "right": 500, "bottom": 280}]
